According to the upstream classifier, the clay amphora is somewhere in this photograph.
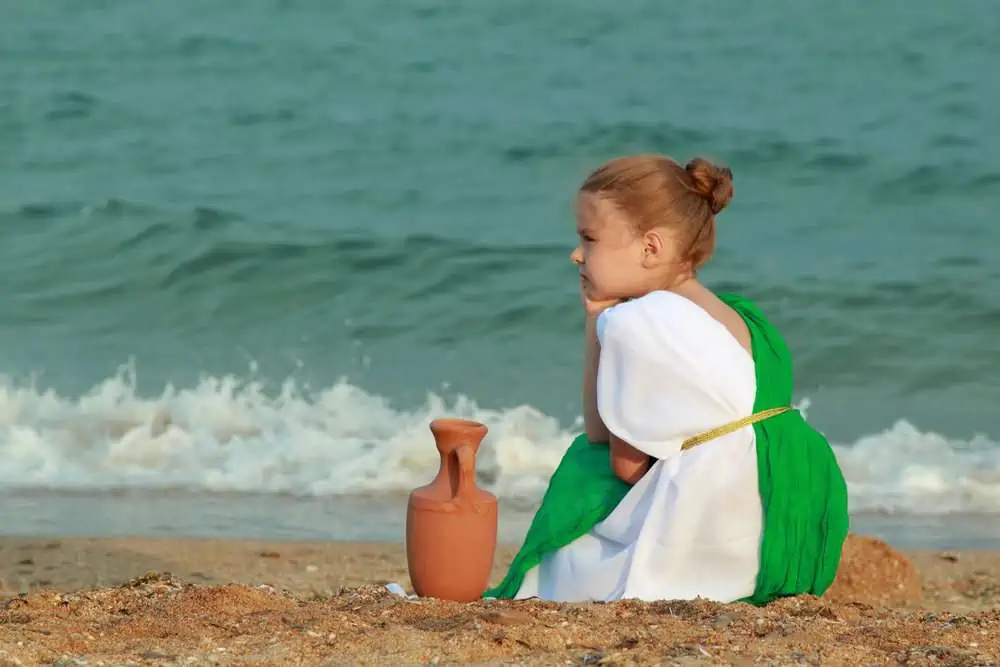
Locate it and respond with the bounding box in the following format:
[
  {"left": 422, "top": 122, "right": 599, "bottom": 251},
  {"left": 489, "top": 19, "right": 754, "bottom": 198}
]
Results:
[{"left": 405, "top": 418, "right": 497, "bottom": 601}]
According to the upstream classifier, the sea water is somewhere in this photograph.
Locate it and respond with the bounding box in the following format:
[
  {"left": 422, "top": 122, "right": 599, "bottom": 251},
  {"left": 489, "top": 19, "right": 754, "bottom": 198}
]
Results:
[{"left": 1, "top": 1, "right": 998, "bottom": 548}]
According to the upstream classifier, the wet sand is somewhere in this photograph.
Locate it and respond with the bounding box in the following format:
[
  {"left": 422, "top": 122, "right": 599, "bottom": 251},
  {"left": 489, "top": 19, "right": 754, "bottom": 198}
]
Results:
[{"left": 0, "top": 534, "right": 998, "bottom": 665}]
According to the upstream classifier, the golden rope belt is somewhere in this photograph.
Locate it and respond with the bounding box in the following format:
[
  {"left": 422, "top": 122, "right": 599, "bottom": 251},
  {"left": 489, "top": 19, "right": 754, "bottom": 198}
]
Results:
[{"left": 680, "top": 406, "right": 793, "bottom": 451}]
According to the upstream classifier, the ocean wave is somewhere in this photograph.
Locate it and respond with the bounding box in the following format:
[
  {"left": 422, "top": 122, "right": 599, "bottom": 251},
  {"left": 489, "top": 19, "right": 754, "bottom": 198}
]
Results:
[
  {"left": 5, "top": 198, "right": 995, "bottom": 315},
  {"left": 499, "top": 122, "right": 873, "bottom": 180},
  {"left": 0, "top": 364, "right": 997, "bottom": 516},
  {"left": 0, "top": 199, "right": 577, "bottom": 335}
]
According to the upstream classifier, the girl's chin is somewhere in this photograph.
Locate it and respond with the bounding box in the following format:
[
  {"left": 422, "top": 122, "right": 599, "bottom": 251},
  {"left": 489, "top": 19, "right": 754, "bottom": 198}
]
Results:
[{"left": 586, "top": 283, "right": 645, "bottom": 301}]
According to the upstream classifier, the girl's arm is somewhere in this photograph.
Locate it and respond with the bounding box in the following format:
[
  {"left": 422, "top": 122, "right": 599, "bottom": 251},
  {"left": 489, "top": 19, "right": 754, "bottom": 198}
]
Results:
[
  {"left": 589, "top": 305, "right": 654, "bottom": 484},
  {"left": 610, "top": 435, "right": 652, "bottom": 484},
  {"left": 583, "top": 314, "right": 609, "bottom": 443}
]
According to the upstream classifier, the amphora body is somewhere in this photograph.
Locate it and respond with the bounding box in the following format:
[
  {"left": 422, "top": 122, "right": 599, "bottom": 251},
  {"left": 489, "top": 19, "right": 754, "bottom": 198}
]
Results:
[{"left": 405, "top": 418, "right": 497, "bottom": 601}]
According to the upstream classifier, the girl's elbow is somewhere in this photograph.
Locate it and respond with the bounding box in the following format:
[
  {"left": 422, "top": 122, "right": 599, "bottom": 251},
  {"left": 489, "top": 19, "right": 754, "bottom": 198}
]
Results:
[
  {"left": 609, "top": 436, "right": 651, "bottom": 484},
  {"left": 611, "top": 458, "right": 648, "bottom": 485}
]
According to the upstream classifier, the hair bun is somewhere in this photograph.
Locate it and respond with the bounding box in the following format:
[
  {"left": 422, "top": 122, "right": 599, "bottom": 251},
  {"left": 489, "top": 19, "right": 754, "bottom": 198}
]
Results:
[{"left": 685, "top": 157, "right": 734, "bottom": 215}]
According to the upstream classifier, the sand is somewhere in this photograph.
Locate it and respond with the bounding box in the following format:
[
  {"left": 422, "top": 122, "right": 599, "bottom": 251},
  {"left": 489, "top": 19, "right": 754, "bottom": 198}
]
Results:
[{"left": 0, "top": 534, "right": 998, "bottom": 665}]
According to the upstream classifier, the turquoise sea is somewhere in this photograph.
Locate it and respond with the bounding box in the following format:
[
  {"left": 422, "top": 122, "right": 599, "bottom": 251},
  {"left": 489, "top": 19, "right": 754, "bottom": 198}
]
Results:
[{"left": 2, "top": 1, "right": 999, "bottom": 548}]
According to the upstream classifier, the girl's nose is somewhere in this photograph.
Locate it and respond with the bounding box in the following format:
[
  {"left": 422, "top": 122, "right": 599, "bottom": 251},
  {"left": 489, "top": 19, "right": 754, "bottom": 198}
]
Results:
[{"left": 570, "top": 246, "right": 583, "bottom": 265}]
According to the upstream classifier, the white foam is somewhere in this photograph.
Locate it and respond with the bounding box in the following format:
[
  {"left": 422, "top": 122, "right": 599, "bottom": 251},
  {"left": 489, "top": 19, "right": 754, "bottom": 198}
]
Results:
[{"left": 1, "top": 362, "right": 998, "bottom": 515}]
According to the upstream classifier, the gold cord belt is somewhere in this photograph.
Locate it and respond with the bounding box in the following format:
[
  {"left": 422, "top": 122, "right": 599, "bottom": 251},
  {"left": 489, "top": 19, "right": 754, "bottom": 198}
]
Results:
[{"left": 680, "top": 406, "right": 792, "bottom": 451}]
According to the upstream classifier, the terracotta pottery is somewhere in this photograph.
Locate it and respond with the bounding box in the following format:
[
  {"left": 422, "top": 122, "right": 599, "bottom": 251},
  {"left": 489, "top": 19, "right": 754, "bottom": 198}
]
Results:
[{"left": 405, "top": 418, "right": 497, "bottom": 601}]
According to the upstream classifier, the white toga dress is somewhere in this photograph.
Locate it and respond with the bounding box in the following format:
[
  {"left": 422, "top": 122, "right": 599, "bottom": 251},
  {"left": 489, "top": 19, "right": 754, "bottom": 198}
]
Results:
[{"left": 515, "top": 290, "right": 764, "bottom": 603}]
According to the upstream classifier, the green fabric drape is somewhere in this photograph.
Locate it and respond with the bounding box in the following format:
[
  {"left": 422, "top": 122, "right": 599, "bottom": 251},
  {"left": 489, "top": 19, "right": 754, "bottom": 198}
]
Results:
[{"left": 485, "top": 293, "right": 850, "bottom": 604}]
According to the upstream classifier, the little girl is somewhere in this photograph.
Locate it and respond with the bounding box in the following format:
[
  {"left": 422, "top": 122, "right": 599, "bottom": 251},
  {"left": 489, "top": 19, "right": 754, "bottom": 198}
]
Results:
[{"left": 487, "top": 154, "right": 849, "bottom": 604}]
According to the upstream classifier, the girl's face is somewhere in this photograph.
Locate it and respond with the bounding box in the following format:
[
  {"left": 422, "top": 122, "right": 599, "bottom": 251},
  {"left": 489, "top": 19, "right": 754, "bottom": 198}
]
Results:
[{"left": 570, "top": 193, "right": 684, "bottom": 302}]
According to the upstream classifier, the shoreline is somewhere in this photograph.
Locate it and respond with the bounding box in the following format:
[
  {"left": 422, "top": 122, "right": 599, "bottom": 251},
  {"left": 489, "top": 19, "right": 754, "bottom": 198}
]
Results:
[
  {"left": 7, "top": 488, "right": 1000, "bottom": 552},
  {"left": 1, "top": 534, "right": 999, "bottom": 664}
]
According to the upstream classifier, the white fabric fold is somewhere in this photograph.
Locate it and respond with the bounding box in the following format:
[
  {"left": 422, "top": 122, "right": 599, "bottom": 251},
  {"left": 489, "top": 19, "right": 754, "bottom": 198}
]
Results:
[{"left": 517, "top": 291, "right": 764, "bottom": 602}]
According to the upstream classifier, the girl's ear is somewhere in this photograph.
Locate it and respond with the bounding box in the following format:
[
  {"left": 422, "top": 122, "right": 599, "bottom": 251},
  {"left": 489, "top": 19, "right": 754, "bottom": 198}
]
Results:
[{"left": 641, "top": 230, "right": 665, "bottom": 268}]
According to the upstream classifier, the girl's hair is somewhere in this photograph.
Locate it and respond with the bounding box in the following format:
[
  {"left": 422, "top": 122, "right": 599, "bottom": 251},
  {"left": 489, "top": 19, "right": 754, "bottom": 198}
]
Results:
[{"left": 580, "top": 154, "right": 734, "bottom": 269}]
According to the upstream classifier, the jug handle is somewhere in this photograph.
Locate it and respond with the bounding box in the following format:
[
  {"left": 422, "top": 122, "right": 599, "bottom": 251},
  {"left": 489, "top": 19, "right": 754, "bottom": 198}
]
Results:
[{"left": 454, "top": 443, "right": 478, "bottom": 507}]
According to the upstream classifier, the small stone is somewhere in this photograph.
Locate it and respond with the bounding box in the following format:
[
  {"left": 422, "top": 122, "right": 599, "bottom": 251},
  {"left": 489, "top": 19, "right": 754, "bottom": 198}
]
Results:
[
  {"left": 710, "top": 612, "right": 737, "bottom": 630},
  {"left": 752, "top": 616, "right": 774, "bottom": 637}
]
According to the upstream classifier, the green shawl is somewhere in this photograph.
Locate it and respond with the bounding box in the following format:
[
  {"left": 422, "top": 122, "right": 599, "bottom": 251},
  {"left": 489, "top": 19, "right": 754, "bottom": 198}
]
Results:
[{"left": 485, "top": 293, "right": 850, "bottom": 605}]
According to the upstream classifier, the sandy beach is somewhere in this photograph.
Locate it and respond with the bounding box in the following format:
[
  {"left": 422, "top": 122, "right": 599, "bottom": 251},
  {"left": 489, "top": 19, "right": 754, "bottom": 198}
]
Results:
[{"left": 0, "top": 534, "right": 996, "bottom": 665}]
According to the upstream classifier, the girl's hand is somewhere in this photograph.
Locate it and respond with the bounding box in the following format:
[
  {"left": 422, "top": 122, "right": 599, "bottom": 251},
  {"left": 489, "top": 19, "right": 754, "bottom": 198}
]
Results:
[
  {"left": 580, "top": 279, "right": 621, "bottom": 316},
  {"left": 583, "top": 296, "right": 620, "bottom": 317}
]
